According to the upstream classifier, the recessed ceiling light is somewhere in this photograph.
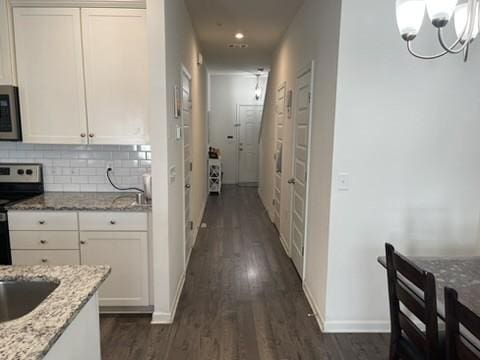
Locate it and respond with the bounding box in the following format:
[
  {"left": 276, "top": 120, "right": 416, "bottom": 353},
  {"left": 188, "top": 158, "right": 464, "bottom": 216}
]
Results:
[{"left": 235, "top": 33, "right": 244, "bottom": 40}]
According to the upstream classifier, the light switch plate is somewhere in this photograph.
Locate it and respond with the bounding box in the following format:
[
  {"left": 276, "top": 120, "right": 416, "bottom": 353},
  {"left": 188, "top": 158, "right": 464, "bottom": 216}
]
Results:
[
  {"left": 176, "top": 126, "right": 182, "bottom": 140},
  {"left": 338, "top": 172, "right": 350, "bottom": 191},
  {"left": 169, "top": 166, "right": 176, "bottom": 183}
]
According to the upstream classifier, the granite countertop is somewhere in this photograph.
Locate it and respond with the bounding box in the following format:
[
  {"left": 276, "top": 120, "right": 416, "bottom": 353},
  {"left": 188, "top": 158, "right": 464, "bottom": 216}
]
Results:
[
  {"left": 0, "top": 265, "right": 110, "bottom": 360},
  {"left": 6, "top": 192, "right": 152, "bottom": 212}
]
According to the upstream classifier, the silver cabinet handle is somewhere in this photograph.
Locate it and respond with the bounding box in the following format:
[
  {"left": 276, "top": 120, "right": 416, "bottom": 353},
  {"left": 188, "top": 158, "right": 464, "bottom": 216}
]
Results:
[
  {"left": 40, "top": 239, "right": 47, "bottom": 244},
  {"left": 110, "top": 220, "right": 116, "bottom": 225},
  {"left": 80, "top": 133, "right": 86, "bottom": 138},
  {"left": 41, "top": 258, "right": 48, "bottom": 263},
  {"left": 80, "top": 240, "right": 86, "bottom": 245},
  {"left": 185, "top": 184, "right": 191, "bottom": 189},
  {"left": 89, "top": 133, "right": 95, "bottom": 138},
  {"left": 288, "top": 178, "right": 296, "bottom": 184},
  {"left": 38, "top": 220, "right": 45, "bottom": 225}
]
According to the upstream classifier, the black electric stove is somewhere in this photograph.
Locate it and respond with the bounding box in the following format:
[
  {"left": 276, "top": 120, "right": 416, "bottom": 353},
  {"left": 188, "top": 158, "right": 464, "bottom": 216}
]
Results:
[{"left": 0, "top": 164, "right": 43, "bottom": 265}]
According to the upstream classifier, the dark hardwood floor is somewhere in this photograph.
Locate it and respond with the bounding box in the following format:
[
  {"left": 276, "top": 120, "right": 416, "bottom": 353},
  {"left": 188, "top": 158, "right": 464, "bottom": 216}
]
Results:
[{"left": 100, "top": 185, "right": 389, "bottom": 359}]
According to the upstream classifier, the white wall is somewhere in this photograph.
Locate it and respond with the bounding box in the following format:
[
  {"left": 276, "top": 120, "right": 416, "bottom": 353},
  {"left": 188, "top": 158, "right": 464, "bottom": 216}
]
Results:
[
  {"left": 209, "top": 74, "right": 266, "bottom": 184},
  {"left": 323, "top": 0, "right": 480, "bottom": 332},
  {"left": 147, "top": 0, "right": 208, "bottom": 323},
  {"left": 258, "top": 0, "right": 341, "bottom": 325}
]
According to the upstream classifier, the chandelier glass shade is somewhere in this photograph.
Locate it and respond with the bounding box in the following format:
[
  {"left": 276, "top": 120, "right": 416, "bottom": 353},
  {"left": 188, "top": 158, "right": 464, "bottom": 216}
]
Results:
[{"left": 395, "top": 0, "right": 479, "bottom": 61}]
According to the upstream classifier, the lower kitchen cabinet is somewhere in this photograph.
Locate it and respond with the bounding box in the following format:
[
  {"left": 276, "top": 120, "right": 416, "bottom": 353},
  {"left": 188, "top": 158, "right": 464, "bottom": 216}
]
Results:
[{"left": 79, "top": 231, "right": 149, "bottom": 307}]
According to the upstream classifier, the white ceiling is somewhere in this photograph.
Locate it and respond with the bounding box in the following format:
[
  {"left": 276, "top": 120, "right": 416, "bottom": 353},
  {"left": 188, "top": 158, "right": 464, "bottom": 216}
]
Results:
[{"left": 184, "top": 0, "right": 304, "bottom": 73}]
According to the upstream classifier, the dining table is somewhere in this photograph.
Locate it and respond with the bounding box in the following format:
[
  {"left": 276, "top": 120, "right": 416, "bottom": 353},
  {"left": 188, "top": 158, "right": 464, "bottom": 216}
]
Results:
[{"left": 377, "top": 256, "right": 480, "bottom": 320}]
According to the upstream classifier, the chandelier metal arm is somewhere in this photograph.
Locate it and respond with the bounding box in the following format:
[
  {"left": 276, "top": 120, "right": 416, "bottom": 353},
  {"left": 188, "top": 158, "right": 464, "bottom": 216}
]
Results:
[
  {"left": 437, "top": 29, "right": 468, "bottom": 54},
  {"left": 406, "top": 41, "right": 448, "bottom": 60}
]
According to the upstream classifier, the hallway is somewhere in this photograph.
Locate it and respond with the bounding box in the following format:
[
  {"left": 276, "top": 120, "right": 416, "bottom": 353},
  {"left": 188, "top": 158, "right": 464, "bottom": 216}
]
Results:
[{"left": 100, "top": 186, "right": 389, "bottom": 359}]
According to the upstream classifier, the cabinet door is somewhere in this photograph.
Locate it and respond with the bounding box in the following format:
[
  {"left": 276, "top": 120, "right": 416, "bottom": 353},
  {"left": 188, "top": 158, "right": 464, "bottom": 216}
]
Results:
[
  {"left": 13, "top": 8, "right": 88, "bottom": 144},
  {"left": 0, "top": 0, "right": 14, "bottom": 85},
  {"left": 80, "top": 231, "right": 149, "bottom": 307},
  {"left": 81, "top": 8, "right": 149, "bottom": 145}
]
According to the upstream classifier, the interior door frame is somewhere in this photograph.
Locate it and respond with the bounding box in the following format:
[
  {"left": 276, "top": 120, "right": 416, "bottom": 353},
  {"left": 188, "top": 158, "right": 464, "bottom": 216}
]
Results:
[
  {"left": 181, "top": 64, "right": 193, "bottom": 270},
  {"left": 289, "top": 61, "right": 315, "bottom": 281},
  {"left": 273, "top": 81, "right": 286, "bottom": 229},
  {"left": 235, "top": 104, "right": 264, "bottom": 184}
]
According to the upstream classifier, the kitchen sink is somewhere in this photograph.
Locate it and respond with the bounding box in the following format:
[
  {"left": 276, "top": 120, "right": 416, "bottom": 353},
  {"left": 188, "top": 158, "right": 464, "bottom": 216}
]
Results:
[{"left": 0, "top": 280, "right": 58, "bottom": 323}]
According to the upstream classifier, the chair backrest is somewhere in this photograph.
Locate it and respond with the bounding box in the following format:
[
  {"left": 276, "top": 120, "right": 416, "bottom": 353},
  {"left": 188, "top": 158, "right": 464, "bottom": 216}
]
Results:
[
  {"left": 445, "top": 287, "right": 480, "bottom": 360},
  {"left": 385, "top": 243, "right": 439, "bottom": 359}
]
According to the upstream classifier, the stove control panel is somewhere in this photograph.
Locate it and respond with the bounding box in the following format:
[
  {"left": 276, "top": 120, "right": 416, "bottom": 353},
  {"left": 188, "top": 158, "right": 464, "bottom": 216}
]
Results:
[{"left": 0, "top": 164, "right": 42, "bottom": 183}]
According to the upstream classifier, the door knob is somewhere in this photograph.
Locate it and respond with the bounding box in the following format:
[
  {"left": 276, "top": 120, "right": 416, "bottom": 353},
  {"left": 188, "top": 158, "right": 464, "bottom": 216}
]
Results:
[
  {"left": 110, "top": 220, "right": 116, "bottom": 225},
  {"left": 89, "top": 133, "right": 95, "bottom": 138},
  {"left": 40, "top": 239, "right": 47, "bottom": 244},
  {"left": 80, "top": 240, "right": 86, "bottom": 245},
  {"left": 38, "top": 220, "right": 45, "bottom": 225},
  {"left": 80, "top": 133, "right": 86, "bottom": 138},
  {"left": 288, "top": 178, "right": 296, "bottom": 184},
  {"left": 41, "top": 258, "right": 48, "bottom": 263},
  {"left": 185, "top": 184, "right": 191, "bottom": 189},
  {"left": 239, "top": 148, "right": 244, "bottom": 151}
]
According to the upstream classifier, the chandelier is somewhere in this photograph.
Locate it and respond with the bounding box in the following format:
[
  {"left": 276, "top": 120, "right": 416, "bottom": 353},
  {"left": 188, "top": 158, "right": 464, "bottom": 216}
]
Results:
[{"left": 396, "top": 0, "right": 479, "bottom": 61}]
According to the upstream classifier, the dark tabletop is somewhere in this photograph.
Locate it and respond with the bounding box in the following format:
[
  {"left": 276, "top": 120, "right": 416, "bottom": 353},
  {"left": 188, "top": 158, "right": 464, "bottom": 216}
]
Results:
[{"left": 378, "top": 256, "right": 480, "bottom": 318}]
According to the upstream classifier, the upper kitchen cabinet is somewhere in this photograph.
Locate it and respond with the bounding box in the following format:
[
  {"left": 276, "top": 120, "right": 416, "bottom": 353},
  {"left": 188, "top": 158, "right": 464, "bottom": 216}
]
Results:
[
  {"left": 0, "top": 0, "right": 14, "bottom": 85},
  {"left": 12, "top": 7, "right": 149, "bottom": 145},
  {"left": 13, "top": 8, "right": 88, "bottom": 144},
  {"left": 81, "top": 8, "right": 149, "bottom": 145}
]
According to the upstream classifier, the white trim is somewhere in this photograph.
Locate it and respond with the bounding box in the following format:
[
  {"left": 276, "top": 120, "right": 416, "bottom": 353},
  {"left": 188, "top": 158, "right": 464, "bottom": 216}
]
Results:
[
  {"left": 181, "top": 64, "right": 193, "bottom": 272},
  {"left": 279, "top": 233, "right": 290, "bottom": 257},
  {"left": 323, "top": 320, "right": 390, "bottom": 333},
  {"left": 150, "top": 271, "right": 186, "bottom": 324},
  {"left": 9, "top": 0, "right": 146, "bottom": 8},
  {"left": 303, "top": 281, "right": 325, "bottom": 332}
]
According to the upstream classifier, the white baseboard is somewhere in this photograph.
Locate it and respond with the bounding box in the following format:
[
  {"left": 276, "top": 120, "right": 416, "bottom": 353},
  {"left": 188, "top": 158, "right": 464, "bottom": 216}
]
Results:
[
  {"left": 303, "top": 281, "right": 326, "bottom": 332},
  {"left": 279, "top": 234, "right": 290, "bottom": 257},
  {"left": 323, "top": 320, "right": 390, "bottom": 333},
  {"left": 150, "top": 271, "right": 186, "bottom": 324}
]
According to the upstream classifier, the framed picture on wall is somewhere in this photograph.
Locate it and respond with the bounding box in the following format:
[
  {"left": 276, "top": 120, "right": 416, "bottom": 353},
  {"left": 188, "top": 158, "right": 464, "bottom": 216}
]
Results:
[
  {"left": 174, "top": 85, "right": 181, "bottom": 118},
  {"left": 287, "top": 89, "right": 293, "bottom": 119}
]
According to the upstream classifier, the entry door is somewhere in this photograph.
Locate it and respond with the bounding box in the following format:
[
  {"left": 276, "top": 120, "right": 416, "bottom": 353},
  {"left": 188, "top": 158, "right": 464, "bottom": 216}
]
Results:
[
  {"left": 289, "top": 64, "right": 313, "bottom": 278},
  {"left": 238, "top": 105, "right": 263, "bottom": 184},
  {"left": 182, "top": 67, "right": 193, "bottom": 263},
  {"left": 273, "top": 83, "right": 286, "bottom": 230}
]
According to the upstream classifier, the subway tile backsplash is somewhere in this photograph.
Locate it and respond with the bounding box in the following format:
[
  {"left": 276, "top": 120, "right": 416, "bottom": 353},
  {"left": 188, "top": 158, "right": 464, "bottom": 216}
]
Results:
[{"left": 0, "top": 143, "right": 151, "bottom": 192}]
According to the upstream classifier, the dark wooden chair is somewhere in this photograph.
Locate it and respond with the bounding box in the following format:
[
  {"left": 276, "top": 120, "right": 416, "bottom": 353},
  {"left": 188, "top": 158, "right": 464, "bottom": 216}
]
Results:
[
  {"left": 445, "top": 287, "right": 480, "bottom": 359},
  {"left": 385, "top": 243, "right": 444, "bottom": 359}
]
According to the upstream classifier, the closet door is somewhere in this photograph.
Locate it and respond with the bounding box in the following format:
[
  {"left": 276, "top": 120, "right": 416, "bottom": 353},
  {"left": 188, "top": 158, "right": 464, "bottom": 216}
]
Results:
[
  {"left": 13, "top": 8, "right": 88, "bottom": 144},
  {"left": 81, "top": 8, "right": 149, "bottom": 145}
]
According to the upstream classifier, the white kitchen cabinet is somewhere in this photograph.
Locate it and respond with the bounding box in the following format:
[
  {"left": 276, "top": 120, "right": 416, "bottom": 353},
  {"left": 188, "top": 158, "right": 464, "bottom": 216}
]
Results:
[
  {"left": 80, "top": 231, "right": 149, "bottom": 307},
  {"left": 0, "top": 0, "right": 14, "bottom": 85},
  {"left": 81, "top": 8, "right": 149, "bottom": 145},
  {"left": 13, "top": 8, "right": 88, "bottom": 144}
]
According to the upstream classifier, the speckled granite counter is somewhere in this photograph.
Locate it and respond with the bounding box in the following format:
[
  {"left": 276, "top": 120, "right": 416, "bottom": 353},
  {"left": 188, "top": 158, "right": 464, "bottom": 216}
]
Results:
[
  {"left": 6, "top": 192, "right": 151, "bottom": 212},
  {"left": 0, "top": 265, "right": 110, "bottom": 360},
  {"left": 378, "top": 256, "right": 480, "bottom": 317}
]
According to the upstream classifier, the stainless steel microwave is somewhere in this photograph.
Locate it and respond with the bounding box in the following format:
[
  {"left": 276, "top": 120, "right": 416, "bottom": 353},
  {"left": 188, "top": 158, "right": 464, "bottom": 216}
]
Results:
[{"left": 0, "top": 86, "right": 21, "bottom": 141}]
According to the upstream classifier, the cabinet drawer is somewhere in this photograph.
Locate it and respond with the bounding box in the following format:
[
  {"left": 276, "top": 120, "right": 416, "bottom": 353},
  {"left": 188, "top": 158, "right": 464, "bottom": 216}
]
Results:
[
  {"left": 79, "top": 212, "right": 147, "bottom": 231},
  {"left": 10, "top": 231, "right": 79, "bottom": 250},
  {"left": 12, "top": 250, "right": 80, "bottom": 265},
  {"left": 8, "top": 211, "right": 78, "bottom": 231}
]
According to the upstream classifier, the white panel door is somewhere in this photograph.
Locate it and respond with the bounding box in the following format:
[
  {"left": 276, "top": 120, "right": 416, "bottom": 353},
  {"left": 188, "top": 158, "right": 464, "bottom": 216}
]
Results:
[
  {"left": 80, "top": 231, "right": 149, "bottom": 307},
  {"left": 81, "top": 8, "right": 149, "bottom": 145},
  {"left": 182, "top": 68, "right": 193, "bottom": 263},
  {"left": 0, "top": 0, "right": 14, "bottom": 85},
  {"left": 289, "top": 64, "right": 313, "bottom": 278},
  {"left": 273, "top": 83, "right": 286, "bottom": 231},
  {"left": 13, "top": 8, "right": 88, "bottom": 144},
  {"left": 238, "top": 105, "right": 262, "bottom": 184}
]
